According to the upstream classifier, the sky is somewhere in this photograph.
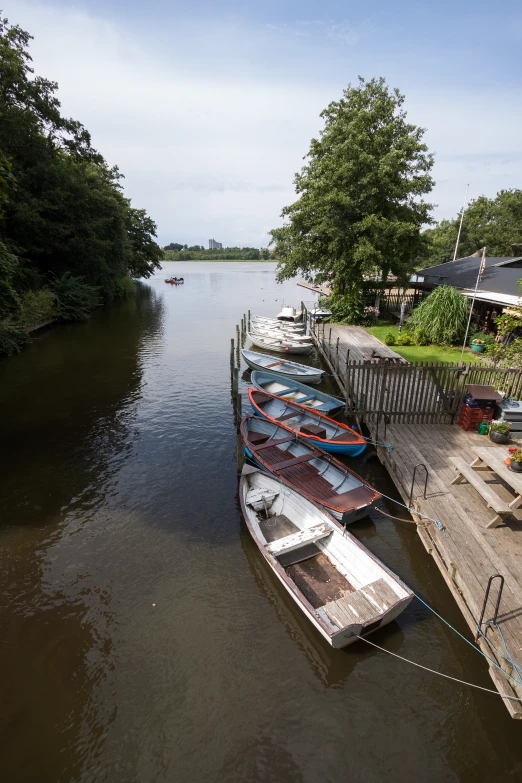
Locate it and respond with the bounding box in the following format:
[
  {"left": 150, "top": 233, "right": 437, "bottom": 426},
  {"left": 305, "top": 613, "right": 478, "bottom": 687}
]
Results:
[{"left": 7, "top": 0, "right": 522, "bottom": 247}]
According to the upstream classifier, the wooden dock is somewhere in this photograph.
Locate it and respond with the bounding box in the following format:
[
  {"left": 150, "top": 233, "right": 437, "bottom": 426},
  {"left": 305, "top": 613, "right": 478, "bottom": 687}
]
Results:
[{"left": 309, "top": 318, "right": 522, "bottom": 716}]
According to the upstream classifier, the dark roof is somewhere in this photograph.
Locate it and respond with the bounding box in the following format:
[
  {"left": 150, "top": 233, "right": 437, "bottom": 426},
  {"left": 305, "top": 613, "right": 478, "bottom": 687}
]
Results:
[{"left": 417, "top": 256, "right": 522, "bottom": 297}]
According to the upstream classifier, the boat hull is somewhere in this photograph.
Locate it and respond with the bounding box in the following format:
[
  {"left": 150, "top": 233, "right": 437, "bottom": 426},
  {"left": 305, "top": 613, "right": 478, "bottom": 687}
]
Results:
[
  {"left": 247, "top": 333, "right": 313, "bottom": 355},
  {"left": 250, "top": 371, "right": 343, "bottom": 417},
  {"left": 241, "top": 350, "right": 324, "bottom": 384},
  {"left": 249, "top": 412, "right": 366, "bottom": 456}
]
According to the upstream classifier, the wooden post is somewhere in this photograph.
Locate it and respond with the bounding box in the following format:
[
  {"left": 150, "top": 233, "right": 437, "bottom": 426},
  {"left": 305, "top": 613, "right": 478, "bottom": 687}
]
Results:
[
  {"left": 236, "top": 324, "right": 240, "bottom": 364},
  {"left": 236, "top": 392, "right": 242, "bottom": 423},
  {"left": 336, "top": 336, "right": 340, "bottom": 372},
  {"left": 328, "top": 328, "right": 332, "bottom": 362},
  {"left": 233, "top": 366, "right": 239, "bottom": 397},
  {"left": 248, "top": 309, "right": 250, "bottom": 330},
  {"left": 345, "top": 367, "right": 349, "bottom": 415},
  {"left": 230, "top": 338, "right": 235, "bottom": 368}
]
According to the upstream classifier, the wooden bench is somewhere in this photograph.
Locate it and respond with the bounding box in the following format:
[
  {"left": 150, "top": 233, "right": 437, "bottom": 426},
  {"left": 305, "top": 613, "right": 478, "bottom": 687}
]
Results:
[
  {"left": 266, "top": 523, "right": 331, "bottom": 557},
  {"left": 449, "top": 456, "right": 512, "bottom": 528},
  {"left": 255, "top": 435, "right": 295, "bottom": 450},
  {"left": 271, "top": 453, "right": 315, "bottom": 471}
]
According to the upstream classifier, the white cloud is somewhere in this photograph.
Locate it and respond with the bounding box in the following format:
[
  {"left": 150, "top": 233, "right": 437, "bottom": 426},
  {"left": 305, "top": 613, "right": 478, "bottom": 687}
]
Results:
[{"left": 6, "top": 1, "right": 522, "bottom": 246}]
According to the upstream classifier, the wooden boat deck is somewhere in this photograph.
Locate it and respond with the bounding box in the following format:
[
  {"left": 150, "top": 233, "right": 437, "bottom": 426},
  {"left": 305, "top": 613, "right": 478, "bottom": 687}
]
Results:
[
  {"left": 373, "top": 420, "right": 522, "bottom": 717},
  {"left": 287, "top": 554, "right": 354, "bottom": 608}
]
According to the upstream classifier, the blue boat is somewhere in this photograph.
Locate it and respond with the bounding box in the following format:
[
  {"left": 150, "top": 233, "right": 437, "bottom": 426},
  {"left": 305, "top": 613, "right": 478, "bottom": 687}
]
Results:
[
  {"left": 250, "top": 371, "right": 344, "bottom": 418},
  {"left": 248, "top": 388, "right": 366, "bottom": 457}
]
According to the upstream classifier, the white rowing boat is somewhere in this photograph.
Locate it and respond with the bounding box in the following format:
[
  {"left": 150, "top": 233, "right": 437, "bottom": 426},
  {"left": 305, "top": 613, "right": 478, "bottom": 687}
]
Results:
[
  {"left": 241, "top": 350, "right": 324, "bottom": 384},
  {"left": 240, "top": 468, "right": 413, "bottom": 648},
  {"left": 247, "top": 332, "right": 313, "bottom": 355}
]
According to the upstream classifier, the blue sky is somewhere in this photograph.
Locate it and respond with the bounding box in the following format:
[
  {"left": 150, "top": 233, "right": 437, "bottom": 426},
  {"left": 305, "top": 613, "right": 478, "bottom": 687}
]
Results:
[{"left": 8, "top": 0, "right": 522, "bottom": 247}]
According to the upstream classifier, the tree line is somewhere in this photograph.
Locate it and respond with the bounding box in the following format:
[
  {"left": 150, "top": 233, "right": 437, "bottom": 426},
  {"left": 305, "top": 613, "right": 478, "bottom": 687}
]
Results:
[
  {"left": 0, "top": 16, "right": 162, "bottom": 356},
  {"left": 163, "top": 246, "right": 271, "bottom": 260}
]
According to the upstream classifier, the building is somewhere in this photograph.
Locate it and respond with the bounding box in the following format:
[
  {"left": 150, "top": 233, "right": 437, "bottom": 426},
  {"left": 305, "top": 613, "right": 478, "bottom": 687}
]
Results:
[
  {"left": 209, "top": 239, "right": 222, "bottom": 250},
  {"left": 414, "top": 254, "right": 522, "bottom": 328}
]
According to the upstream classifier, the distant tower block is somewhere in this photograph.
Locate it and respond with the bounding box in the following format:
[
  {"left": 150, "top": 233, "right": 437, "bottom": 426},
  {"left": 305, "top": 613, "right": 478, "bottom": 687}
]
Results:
[{"left": 209, "top": 238, "right": 223, "bottom": 250}]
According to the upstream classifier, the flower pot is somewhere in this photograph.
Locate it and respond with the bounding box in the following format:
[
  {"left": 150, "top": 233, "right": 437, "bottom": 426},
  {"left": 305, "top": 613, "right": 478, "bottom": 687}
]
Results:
[
  {"left": 490, "top": 430, "right": 510, "bottom": 444},
  {"left": 471, "top": 342, "right": 486, "bottom": 353},
  {"left": 510, "top": 460, "right": 522, "bottom": 472}
]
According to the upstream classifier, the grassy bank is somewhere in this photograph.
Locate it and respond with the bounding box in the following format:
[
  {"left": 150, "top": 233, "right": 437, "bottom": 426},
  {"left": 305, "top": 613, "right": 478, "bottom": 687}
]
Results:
[{"left": 365, "top": 323, "right": 480, "bottom": 363}]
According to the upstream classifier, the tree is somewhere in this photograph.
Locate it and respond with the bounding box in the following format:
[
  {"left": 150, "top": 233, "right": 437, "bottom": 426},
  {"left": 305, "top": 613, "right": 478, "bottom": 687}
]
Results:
[
  {"left": 421, "top": 190, "right": 522, "bottom": 266},
  {"left": 270, "top": 77, "right": 434, "bottom": 322}
]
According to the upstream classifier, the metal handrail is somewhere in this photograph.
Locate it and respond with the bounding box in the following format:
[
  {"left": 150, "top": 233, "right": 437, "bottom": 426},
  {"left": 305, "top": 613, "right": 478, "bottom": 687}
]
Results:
[
  {"left": 475, "top": 574, "right": 505, "bottom": 641},
  {"left": 408, "top": 463, "right": 429, "bottom": 507}
]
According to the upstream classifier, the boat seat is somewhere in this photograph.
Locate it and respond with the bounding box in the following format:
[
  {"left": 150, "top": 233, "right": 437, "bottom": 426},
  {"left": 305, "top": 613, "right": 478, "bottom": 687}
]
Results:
[
  {"left": 300, "top": 423, "right": 327, "bottom": 439},
  {"left": 255, "top": 435, "right": 295, "bottom": 450},
  {"left": 251, "top": 391, "right": 272, "bottom": 405},
  {"left": 245, "top": 488, "right": 279, "bottom": 511},
  {"left": 271, "top": 453, "right": 315, "bottom": 471},
  {"left": 266, "top": 523, "right": 331, "bottom": 557},
  {"left": 322, "top": 578, "right": 398, "bottom": 628},
  {"left": 278, "top": 411, "right": 301, "bottom": 422},
  {"left": 248, "top": 430, "right": 270, "bottom": 445}
]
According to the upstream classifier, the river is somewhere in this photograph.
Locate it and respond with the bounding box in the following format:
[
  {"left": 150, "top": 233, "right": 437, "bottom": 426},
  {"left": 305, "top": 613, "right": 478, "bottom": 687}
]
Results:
[{"left": 1, "top": 262, "right": 521, "bottom": 783}]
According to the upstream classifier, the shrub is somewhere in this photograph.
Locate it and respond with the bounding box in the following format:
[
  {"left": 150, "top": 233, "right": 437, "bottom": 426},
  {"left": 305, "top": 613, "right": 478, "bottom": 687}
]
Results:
[
  {"left": 114, "top": 276, "right": 135, "bottom": 298},
  {"left": 396, "top": 333, "right": 413, "bottom": 346},
  {"left": 384, "top": 332, "right": 396, "bottom": 345},
  {"left": 0, "top": 321, "right": 30, "bottom": 357},
  {"left": 50, "top": 273, "right": 101, "bottom": 321},
  {"left": 330, "top": 286, "right": 368, "bottom": 324},
  {"left": 469, "top": 331, "right": 495, "bottom": 346},
  {"left": 21, "top": 288, "right": 56, "bottom": 325},
  {"left": 413, "top": 326, "right": 429, "bottom": 345},
  {"left": 409, "top": 286, "right": 470, "bottom": 344},
  {"left": 491, "top": 420, "right": 511, "bottom": 435}
]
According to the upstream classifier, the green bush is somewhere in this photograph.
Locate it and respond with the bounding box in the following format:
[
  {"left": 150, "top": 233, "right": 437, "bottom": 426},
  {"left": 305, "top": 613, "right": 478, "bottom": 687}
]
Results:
[
  {"left": 330, "top": 285, "right": 369, "bottom": 324},
  {"left": 413, "top": 326, "right": 429, "bottom": 345},
  {"left": 50, "top": 273, "right": 101, "bottom": 321},
  {"left": 0, "top": 321, "right": 30, "bottom": 357},
  {"left": 396, "top": 333, "right": 413, "bottom": 346},
  {"left": 409, "top": 286, "right": 470, "bottom": 344},
  {"left": 21, "top": 288, "right": 56, "bottom": 325},
  {"left": 114, "top": 276, "right": 135, "bottom": 298},
  {"left": 384, "top": 332, "right": 396, "bottom": 345}
]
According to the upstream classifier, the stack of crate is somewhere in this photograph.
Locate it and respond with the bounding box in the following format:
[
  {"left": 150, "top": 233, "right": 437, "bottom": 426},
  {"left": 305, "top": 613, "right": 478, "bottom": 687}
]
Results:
[{"left": 458, "top": 402, "right": 494, "bottom": 431}]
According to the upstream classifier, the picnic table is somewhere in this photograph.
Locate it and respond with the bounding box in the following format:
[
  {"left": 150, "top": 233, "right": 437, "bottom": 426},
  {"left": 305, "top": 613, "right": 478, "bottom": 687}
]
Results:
[{"left": 450, "top": 445, "right": 522, "bottom": 528}]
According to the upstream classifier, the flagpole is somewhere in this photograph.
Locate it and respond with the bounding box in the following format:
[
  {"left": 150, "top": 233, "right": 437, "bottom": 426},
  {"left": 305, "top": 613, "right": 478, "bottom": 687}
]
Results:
[
  {"left": 453, "top": 184, "right": 469, "bottom": 262},
  {"left": 460, "top": 246, "right": 486, "bottom": 363}
]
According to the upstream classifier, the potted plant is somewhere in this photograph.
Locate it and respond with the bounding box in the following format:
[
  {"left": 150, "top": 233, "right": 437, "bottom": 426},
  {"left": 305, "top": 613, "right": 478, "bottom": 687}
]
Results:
[
  {"left": 510, "top": 449, "right": 522, "bottom": 472},
  {"left": 490, "top": 420, "right": 511, "bottom": 444},
  {"left": 471, "top": 338, "right": 486, "bottom": 353}
]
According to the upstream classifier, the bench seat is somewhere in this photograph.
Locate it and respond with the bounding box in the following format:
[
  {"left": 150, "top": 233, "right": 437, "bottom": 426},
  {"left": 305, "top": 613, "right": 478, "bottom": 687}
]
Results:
[{"left": 266, "top": 523, "right": 330, "bottom": 556}]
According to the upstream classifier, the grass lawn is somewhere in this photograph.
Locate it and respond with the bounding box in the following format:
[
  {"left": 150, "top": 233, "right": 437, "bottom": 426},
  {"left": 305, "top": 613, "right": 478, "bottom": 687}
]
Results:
[{"left": 365, "top": 323, "right": 481, "bottom": 364}]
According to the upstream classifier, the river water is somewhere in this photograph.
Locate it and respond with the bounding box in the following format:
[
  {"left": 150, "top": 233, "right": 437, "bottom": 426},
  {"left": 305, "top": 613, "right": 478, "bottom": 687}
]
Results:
[{"left": 1, "top": 262, "right": 521, "bottom": 783}]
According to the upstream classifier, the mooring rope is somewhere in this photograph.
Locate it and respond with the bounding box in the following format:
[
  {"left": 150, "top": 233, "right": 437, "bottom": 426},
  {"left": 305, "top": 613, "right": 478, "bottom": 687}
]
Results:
[{"left": 356, "top": 635, "right": 522, "bottom": 703}]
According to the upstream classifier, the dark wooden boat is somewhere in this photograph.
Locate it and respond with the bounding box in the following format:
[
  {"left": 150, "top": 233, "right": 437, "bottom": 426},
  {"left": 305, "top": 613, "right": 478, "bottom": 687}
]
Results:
[{"left": 240, "top": 415, "right": 380, "bottom": 523}]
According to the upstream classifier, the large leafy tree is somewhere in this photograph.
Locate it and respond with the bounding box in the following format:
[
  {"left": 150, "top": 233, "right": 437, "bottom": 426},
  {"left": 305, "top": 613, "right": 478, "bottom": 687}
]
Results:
[
  {"left": 420, "top": 189, "right": 522, "bottom": 266},
  {"left": 270, "top": 77, "right": 434, "bottom": 318},
  {"left": 0, "top": 15, "right": 161, "bottom": 305}
]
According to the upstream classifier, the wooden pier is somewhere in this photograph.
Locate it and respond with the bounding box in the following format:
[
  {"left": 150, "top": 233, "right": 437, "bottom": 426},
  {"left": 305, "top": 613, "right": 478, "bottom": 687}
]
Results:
[{"left": 309, "top": 317, "right": 522, "bottom": 717}]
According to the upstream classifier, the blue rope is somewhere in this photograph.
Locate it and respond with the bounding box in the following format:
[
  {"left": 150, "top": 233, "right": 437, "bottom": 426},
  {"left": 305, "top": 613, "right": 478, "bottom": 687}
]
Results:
[{"left": 414, "top": 592, "right": 522, "bottom": 688}]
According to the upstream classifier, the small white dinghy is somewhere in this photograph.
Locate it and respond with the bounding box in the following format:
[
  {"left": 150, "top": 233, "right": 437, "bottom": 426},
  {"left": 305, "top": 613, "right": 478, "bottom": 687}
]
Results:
[
  {"left": 251, "top": 316, "right": 305, "bottom": 333},
  {"left": 240, "top": 467, "right": 413, "bottom": 648},
  {"left": 250, "top": 326, "right": 313, "bottom": 343},
  {"left": 247, "top": 332, "right": 313, "bottom": 355}
]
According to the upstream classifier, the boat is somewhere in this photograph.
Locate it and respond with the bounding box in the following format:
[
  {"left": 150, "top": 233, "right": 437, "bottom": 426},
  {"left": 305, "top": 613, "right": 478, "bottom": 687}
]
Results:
[
  {"left": 250, "top": 370, "right": 344, "bottom": 416},
  {"left": 250, "top": 326, "right": 313, "bottom": 344},
  {"left": 164, "top": 276, "right": 184, "bottom": 284},
  {"left": 240, "top": 467, "right": 413, "bottom": 648},
  {"left": 242, "top": 350, "right": 324, "bottom": 384},
  {"left": 240, "top": 415, "right": 381, "bottom": 523},
  {"left": 276, "top": 306, "right": 302, "bottom": 323},
  {"left": 251, "top": 316, "right": 305, "bottom": 333},
  {"left": 248, "top": 388, "right": 366, "bottom": 456},
  {"left": 310, "top": 308, "right": 331, "bottom": 322},
  {"left": 247, "top": 332, "right": 313, "bottom": 355}
]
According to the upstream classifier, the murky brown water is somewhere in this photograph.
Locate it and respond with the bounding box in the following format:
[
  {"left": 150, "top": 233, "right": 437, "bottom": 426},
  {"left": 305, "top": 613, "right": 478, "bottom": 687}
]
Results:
[{"left": 1, "top": 263, "right": 522, "bottom": 783}]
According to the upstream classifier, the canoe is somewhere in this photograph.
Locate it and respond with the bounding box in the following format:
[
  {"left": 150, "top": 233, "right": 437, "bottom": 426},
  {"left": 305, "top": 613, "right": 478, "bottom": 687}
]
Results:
[
  {"left": 247, "top": 332, "right": 313, "bottom": 355},
  {"left": 240, "top": 467, "right": 413, "bottom": 648},
  {"left": 250, "top": 370, "right": 344, "bottom": 416},
  {"left": 250, "top": 326, "right": 313, "bottom": 343},
  {"left": 251, "top": 316, "right": 305, "bottom": 333},
  {"left": 242, "top": 350, "right": 324, "bottom": 384},
  {"left": 276, "top": 306, "right": 302, "bottom": 323},
  {"left": 248, "top": 388, "right": 366, "bottom": 456},
  {"left": 240, "top": 415, "right": 381, "bottom": 523}
]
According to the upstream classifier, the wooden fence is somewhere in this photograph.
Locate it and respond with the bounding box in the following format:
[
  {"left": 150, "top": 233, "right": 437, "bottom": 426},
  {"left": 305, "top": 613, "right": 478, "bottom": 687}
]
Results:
[{"left": 309, "top": 320, "right": 522, "bottom": 426}]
